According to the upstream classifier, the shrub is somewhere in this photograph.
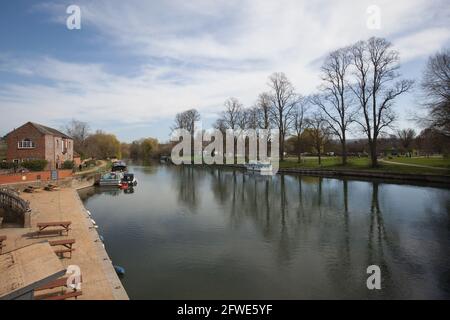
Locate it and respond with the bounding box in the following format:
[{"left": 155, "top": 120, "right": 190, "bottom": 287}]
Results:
[
  {"left": 62, "top": 160, "right": 75, "bottom": 170},
  {"left": 0, "top": 162, "right": 15, "bottom": 169},
  {"left": 85, "top": 159, "right": 97, "bottom": 167},
  {"left": 21, "top": 160, "right": 48, "bottom": 172}
]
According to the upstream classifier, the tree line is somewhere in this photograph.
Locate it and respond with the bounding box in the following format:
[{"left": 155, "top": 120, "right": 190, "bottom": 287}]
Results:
[
  {"left": 172, "top": 37, "right": 449, "bottom": 167},
  {"left": 63, "top": 120, "right": 163, "bottom": 162}
]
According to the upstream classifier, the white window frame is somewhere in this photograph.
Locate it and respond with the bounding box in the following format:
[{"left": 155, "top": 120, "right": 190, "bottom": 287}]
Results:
[{"left": 18, "top": 139, "right": 36, "bottom": 149}]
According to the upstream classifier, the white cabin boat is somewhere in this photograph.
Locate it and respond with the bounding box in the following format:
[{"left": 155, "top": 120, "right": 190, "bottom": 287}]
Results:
[
  {"left": 245, "top": 161, "right": 274, "bottom": 175},
  {"left": 98, "top": 172, "right": 123, "bottom": 186}
]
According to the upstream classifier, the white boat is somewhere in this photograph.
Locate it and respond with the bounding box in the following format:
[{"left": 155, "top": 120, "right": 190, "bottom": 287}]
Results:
[
  {"left": 245, "top": 161, "right": 274, "bottom": 175},
  {"left": 98, "top": 172, "right": 123, "bottom": 186}
]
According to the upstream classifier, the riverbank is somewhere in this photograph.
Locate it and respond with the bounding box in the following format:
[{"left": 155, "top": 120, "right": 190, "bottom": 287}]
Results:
[
  {"left": 0, "top": 182, "right": 128, "bottom": 300},
  {"left": 179, "top": 161, "right": 450, "bottom": 186}
]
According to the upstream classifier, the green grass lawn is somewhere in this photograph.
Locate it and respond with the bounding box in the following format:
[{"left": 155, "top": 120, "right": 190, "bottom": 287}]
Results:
[
  {"left": 280, "top": 156, "right": 450, "bottom": 175},
  {"left": 383, "top": 156, "right": 450, "bottom": 168}
]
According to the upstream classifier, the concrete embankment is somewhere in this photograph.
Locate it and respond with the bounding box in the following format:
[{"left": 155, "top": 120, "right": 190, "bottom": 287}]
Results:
[
  {"left": 0, "top": 177, "right": 129, "bottom": 300},
  {"left": 180, "top": 163, "right": 450, "bottom": 186},
  {"left": 278, "top": 167, "right": 450, "bottom": 186}
]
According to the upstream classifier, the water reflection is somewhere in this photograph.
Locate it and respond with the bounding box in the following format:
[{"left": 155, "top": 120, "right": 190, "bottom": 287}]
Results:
[{"left": 81, "top": 165, "right": 450, "bottom": 299}]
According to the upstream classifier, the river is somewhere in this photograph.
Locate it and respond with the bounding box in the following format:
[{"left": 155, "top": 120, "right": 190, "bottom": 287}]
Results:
[{"left": 79, "top": 165, "right": 450, "bottom": 299}]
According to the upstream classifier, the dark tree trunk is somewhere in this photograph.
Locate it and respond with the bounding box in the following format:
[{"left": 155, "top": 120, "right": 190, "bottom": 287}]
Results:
[
  {"left": 279, "top": 133, "right": 285, "bottom": 161},
  {"left": 341, "top": 140, "right": 347, "bottom": 165},
  {"left": 370, "top": 142, "right": 378, "bottom": 167}
]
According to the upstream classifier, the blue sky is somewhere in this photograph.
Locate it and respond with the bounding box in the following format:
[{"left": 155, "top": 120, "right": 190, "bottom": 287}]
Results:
[{"left": 0, "top": 0, "right": 449, "bottom": 142}]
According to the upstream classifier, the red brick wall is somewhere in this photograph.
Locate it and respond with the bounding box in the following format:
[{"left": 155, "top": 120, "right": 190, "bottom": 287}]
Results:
[
  {"left": 0, "top": 170, "right": 73, "bottom": 185},
  {"left": 6, "top": 123, "right": 46, "bottom": 162}
]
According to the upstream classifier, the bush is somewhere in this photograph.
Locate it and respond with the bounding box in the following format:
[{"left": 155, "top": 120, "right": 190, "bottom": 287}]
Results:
[
  {"left": 0, "top": 162, "right": 15, "bottom": 169},
  {"left": 62, "top": 160, "right": 75, "bottom": 170},
  {"left": 21, "top": 160, "right": 48, "bottom": 172},
  {"left": 85, "top": 159, "right": 97, "bottom": 167}
]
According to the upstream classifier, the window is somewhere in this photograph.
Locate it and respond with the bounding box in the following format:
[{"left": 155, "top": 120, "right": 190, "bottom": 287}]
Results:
[
  {"left": 18, "top": 138, "right": 35, "bottom": 149},
  {"left": 62, "top": 139, "right": 68, "bottom": 154}
]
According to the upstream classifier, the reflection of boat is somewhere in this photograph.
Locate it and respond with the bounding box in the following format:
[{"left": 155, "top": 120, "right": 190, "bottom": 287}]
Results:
[
  {"left": 123, "top": 187, "right": 135, "bottom": 194},
  {"left": 160, "top": 156, "right": 170, "bottom": 164},
  {"left": 99, "top": 172, "right": 123, "bottom": 186},
  {"left": 111, "top": 160, "right": 127, "bottom": 172},
  {"left": 245, "top": 161, "right": 273, "bottom": 175},
  {"left": 121, "top": 173, "right": 137, "bottom": 186}
]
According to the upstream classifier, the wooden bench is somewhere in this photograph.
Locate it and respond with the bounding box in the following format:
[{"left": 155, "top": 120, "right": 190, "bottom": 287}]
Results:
[
  {"left": 23, "top": 185, "right": 42, "bottom": 193},
  {"left": 35, "top": 275, "right": 83, "bottom": 292},
  {"left": 44, "top": 184, "right": 61, "bottom": 192},
  {"left": 0, "top": 235, "right": 6, "bottom": 254},
  {"left": 35, "top": 290, "right": 83, "bottom": 300},
  {"left": 37, "top": 221, "right": 71, "bottom": 236},
  {"left": 49, "top": 239, "right": 76, "bottom": 259}
]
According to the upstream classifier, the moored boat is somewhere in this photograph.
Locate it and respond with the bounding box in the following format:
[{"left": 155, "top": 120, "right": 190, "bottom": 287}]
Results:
[
  {"left": 245, "top": 161, "right": 273, "bottom": 175},
  {"left": 111, "top": 160, "right": 127, "bottom": 172},
  {"left": 98, "top": 172, "right": 123, "bottom": 186},
  {"left": 121, "top": 173, "right": 137, "bottom": 187}
]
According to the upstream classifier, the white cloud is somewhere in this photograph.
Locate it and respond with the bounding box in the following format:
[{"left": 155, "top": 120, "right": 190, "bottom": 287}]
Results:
[{"left": 1, "top": 0, "right": 449, "bottom": 140}]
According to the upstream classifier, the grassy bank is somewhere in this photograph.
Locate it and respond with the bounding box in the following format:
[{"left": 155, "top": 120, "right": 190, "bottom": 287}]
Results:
[{"left": 280, "top": 156, "right": 450, "bottom": 175}]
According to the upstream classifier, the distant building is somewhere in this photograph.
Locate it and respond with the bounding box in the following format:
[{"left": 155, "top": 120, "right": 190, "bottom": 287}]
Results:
[
  {"left": 5, "top": 122, "right": 74, "bottom": 170},
  {"left": 73, "top": 151, "right": 82, "bottom": 167}
]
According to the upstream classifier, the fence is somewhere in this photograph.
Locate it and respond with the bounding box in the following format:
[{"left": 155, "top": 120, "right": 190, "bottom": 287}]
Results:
[
  {"left": 0, "top": 170, "right": 73, "bottom": 185},
  {"left": 0, "top": 187, "right": 31, "bottom": 228}
]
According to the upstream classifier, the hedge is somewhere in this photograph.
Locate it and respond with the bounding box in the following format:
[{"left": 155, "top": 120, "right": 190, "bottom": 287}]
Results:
[
  {"left": 21, "top": 160, "right": 48, "bottom": 171},
  {"left": 0, "top": 162, "right": 16, "bottom": 169},
  {"left": 62, "top": 160, "right": 75, "bottom": 170}
]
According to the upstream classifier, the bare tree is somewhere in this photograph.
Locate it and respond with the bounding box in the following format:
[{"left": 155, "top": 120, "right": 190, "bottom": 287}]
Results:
[
  {"left": 172, "top": 109, "right": 201, "bottom": 134},
  {"left": 255, "top": 92, "right": 272, "bottom": 130},
  {"left": 213, "top": 118, "right": 227, "bottom": 134},
  {"left": 293, "top": 99, "right": 307, "bottom": 162},
  {"left": 237, "top": 107, "right": 250, "bottom": 130},
  {"left": 220, "top": 97, "right": 243, "bottom": 130},
  {"left": 351, "top": 37, "right": 413, "bottom": 167},
  {"left": 245, "top": 107, "right": 260, "bottom": 130},
  {"left": 63, "top": 119, "right": 90, "bottom": 156},
  {"left": 312, "top": 47, "right": 356, "bottom": 165},
  {"left": 306, "top": 113, "right": 330, "bottom": 165},
  {"left": 397, "top": 128, "right": 416, "bottom": 152},
  {"left": 268, "top": 72, "right": 299, "bottom": 161},
  {"left": 421, "top": 49, "right": 450, "bottom": 136}
]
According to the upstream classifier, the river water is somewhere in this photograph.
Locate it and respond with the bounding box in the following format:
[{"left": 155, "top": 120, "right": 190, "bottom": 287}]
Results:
[{"left": 79, "top": 165, "right": 450, "bottom": 299}]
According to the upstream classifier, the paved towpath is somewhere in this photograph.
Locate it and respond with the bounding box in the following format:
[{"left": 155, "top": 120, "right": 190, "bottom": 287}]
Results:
[{"left": 0, "top": 185, "right": 128, "bottom": 300}]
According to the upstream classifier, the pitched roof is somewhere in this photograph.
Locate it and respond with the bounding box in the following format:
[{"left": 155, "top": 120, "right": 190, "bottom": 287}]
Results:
[{"left": 6, "top": 122, "right": 72, "bottom": 139}]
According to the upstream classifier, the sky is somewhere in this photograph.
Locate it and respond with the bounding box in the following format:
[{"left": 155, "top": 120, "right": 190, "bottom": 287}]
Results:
[{"left": 0, "top": 0, "right": 449, "bottom": 142}]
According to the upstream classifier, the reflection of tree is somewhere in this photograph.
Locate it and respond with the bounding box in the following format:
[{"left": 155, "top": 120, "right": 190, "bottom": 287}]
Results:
[
  {"left": 366, "top": 182, "right": 394, "bottom": 296},
  {"left": 342, "top": 179, "right": 350, "bottom": 258},
  {"left": 174, "top": 166, "right": 201, "bottom": 210}
]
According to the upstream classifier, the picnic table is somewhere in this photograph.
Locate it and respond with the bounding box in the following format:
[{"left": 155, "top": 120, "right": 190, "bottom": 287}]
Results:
[
  {"left": 49, "top": 239, "right": 76, "bottom": 259},
  {"left": 37, "top": 221, "right": 71, "bottom": 236},
  {"left": 34, "top": 274, "right": 83, "bottom": 300},
  {"left": 35, "top": 290, "right": 82, "bottom": 300},
  {"left": 35, "top": 275, "right": 81, "bottom": 291},
  {"left": 0, "top": 235, "right": 6, "bottom": 254},
  {"left": 44, "top": 184, "right": 60, "bottom": 192},
  {"left": 24, "top": 185, "right": 42, "bottom": 193}
]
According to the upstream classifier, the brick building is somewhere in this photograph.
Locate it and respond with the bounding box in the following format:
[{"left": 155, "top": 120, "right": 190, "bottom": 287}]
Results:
[{"left": 5, "top": 122, "right": 74, "bottom": 170}]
